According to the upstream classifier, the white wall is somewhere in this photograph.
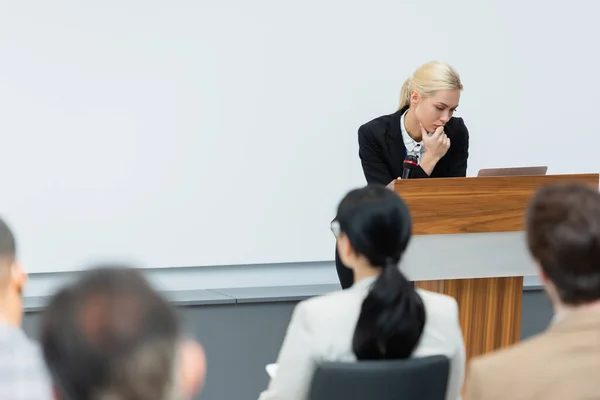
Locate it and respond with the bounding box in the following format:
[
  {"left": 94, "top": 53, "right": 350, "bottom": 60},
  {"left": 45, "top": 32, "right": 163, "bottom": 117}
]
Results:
[{"left": 0, "top": 0, "right": 598, "bottom": 275}]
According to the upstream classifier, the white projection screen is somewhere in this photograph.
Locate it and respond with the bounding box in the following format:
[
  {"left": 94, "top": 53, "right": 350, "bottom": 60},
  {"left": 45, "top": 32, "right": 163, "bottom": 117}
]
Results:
[{"left": 0, "top": 1, "right": 598, "bottom": 273}]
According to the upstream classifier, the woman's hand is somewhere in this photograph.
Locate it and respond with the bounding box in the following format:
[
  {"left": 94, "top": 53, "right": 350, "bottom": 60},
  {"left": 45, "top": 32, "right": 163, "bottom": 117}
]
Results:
[
  {"left": 421, "top": 123, "right": 450, "bottom": 160},
  {"left": 419, "top": 123, "right": 450, "bottom": 175}
]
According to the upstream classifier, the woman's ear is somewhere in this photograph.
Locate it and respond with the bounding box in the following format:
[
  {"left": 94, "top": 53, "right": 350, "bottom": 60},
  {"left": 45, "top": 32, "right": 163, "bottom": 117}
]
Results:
[
  {"left": 336, "top": 234, "right": 355, "bottom": 268},
  {"left": 410, "top": 89, "right": 420, "bottom": 107}
]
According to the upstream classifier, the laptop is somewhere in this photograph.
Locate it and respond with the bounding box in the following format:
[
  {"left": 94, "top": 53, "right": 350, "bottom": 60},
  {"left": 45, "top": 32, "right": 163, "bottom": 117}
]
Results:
[{"left": 477, "top": 166, "right": 548, "bottom": 177}]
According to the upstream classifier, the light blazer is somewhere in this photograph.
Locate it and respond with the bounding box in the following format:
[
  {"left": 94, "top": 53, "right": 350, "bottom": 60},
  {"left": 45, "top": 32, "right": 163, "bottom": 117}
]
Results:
[
  {"left": 258, "top": 276, "right": 466, "bottom": 400},
  {"left": 464, "top": 309, "right": 600, "bottom": 400}
]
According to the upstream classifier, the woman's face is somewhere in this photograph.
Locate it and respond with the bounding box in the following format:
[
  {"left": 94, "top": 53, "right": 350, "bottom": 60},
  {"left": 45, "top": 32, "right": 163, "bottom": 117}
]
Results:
[{"left": 411, "top": 89, "right": 460, "bottom": 134}]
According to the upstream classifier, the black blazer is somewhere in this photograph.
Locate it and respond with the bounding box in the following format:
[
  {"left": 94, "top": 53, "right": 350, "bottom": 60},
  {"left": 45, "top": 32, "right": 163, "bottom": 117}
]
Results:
[{"left": 358, "top": 105, "right": 469, "bottom": 185}]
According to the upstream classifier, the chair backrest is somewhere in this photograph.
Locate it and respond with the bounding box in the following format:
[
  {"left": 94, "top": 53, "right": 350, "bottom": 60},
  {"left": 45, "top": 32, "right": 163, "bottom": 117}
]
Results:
[{"left": 308, "top": 355, "right": 449, "bottom": 400}]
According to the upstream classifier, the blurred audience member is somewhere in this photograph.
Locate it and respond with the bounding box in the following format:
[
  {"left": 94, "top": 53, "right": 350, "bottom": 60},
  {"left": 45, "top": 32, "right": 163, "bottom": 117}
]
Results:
[
  {"left": 41, "top": 266, "right": 206, "bottom": 400},
  {"left": 0, "top": 217, "right": 52, "bottom": 399},
  {"left": 465, "top": 183, "right": 600, "bottom": 400}
]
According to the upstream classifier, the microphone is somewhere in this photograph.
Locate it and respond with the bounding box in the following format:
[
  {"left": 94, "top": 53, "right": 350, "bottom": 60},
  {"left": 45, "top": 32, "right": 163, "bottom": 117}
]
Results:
[{"left": 401, "top": 154, "right": 418, "bottom": 179}]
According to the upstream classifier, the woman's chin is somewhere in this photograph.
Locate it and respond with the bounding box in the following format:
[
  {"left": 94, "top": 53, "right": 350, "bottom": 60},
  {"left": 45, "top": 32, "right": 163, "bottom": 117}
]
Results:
[
  {"left": 429, "top": 124, "right": 444, "bottom": 133},
  {"left": 423, "top": 125, "right": 436, "bottom": 135}
]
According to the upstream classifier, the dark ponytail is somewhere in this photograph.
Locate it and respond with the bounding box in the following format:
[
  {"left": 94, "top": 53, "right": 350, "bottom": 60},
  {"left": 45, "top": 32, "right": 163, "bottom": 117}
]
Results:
[
  {"left": 334, "top": 185, "right": 426, "bottom": 360},
  {"left": 353, "top": 258, "right": 425, "bottom": 359}
]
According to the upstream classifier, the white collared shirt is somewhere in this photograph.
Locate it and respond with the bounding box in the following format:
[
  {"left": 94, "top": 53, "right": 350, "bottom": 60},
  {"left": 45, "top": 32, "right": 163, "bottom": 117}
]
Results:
[{"left": 400, "top": 110, "right": 425, "bottom": 163}]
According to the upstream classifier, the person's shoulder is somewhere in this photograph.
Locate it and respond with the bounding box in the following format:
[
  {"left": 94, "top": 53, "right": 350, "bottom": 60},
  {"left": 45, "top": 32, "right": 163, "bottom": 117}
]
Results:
[
  {"left": 358, "top": 110, "right": 401, "bottom": 140},
  {"left": 360, "top": 111, "right": 397, "bottom": 130},
  {"left": 0, "top": 324, "right": 42, "bottom": 354},
  {"left": 446, "top": 115, "right": 469, "bottom": 139},
  {"left": 417, "top": 289, "right": 458, "bottom": 316},
  {"left": 0, "top": 326, "right": 53, "bottom": 385},
  {"left": 415, "top": 290, "right": 462, "bottom": 339},
  {"left": 292, "top": 285, "right": 369, "bottom": 329},
  {"left": 469, "top": 331, "right": 551, "bottom": 379},
  {"left": 18, "top": 332, "right": 49, "bottom": 368},
  {"left": 299, "top": 286, "right": 364, "bottom": 313}
]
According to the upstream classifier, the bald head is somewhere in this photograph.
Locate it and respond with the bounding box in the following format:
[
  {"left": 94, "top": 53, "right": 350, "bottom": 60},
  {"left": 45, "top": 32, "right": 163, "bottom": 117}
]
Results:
[{"left": 0, "top": 218, "right": 16, "bottom": 287}]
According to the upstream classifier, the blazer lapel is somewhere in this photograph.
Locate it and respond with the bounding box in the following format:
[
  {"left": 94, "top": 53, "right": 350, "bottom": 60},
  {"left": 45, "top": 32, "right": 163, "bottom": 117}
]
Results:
[{"left": 385, "top": 107, "right": 408, "bottom": 178}]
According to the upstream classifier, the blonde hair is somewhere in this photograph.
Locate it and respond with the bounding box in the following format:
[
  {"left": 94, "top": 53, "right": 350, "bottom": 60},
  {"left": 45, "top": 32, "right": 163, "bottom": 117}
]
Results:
[{"left": 399, "top": 61, "right": 463, "bottom": 109}]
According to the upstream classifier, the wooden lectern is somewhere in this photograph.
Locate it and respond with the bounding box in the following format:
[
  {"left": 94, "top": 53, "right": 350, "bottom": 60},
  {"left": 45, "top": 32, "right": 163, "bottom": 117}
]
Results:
[{"left": 393, "top": 174, "right": 599, "bottom": 361}]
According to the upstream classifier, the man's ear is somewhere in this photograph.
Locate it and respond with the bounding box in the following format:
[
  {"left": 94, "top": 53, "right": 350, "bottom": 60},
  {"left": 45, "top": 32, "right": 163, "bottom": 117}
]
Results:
[
  {"left": 52, "top": 386, "right": 62, "bottom": 400},
  {"left": 10, "top": 261, "right": 27, "bottom": 293},
  {"left": 179, "top": 340, "right": 206, "bottom": 398}
]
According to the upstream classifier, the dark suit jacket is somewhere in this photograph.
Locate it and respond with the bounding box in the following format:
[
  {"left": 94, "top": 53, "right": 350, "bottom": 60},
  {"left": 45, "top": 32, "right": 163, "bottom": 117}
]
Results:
[{"left": 358, "top": 105, "right": 469, "bottom": 185}]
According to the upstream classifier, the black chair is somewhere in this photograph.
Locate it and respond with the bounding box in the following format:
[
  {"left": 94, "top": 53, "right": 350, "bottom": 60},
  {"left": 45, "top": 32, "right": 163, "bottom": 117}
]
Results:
[{"left": 308, "top": 355, "right": 450, "bottom": 400}]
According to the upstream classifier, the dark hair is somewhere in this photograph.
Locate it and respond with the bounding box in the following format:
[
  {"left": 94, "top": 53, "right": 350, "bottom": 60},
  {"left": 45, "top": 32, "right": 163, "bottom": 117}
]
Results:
[
  {"left": 40, "top": 266, "right": 180, "bottom": 400},
  {"left": 527, "top": 183, "right": 600, "bottom": 305},
  {"left": 0, "top": 217, "right": 16, "bottom": 260},
  {"left": 335, "top": 185, "right": 425, "bottom": 360}
]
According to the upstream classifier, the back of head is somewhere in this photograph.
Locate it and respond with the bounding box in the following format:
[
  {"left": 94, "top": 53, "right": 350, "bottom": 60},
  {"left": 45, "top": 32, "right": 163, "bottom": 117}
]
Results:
[
  {"left": 41, "top": 266, "right": 181, "bottom": 400},
  {"left": 334, "top": 185, "right": 425, "bottom": 360},
  {"left": 399, "top": 61, "right": 463, "bottom": 109},
  {"left": 0, "top": 218, "right": 16, "bottom": 286},
  {"left": 527, "top": 183, "right": 600, "bottom": 305}
]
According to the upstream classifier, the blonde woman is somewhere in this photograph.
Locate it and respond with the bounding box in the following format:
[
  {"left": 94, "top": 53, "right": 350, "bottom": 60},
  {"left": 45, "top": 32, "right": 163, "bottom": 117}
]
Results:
[
  {"left": 361, "top": 60, "right": 468, "bottom": 183},
  {"left": 337, "top": 61, "right": 469, "bottom": 288}
]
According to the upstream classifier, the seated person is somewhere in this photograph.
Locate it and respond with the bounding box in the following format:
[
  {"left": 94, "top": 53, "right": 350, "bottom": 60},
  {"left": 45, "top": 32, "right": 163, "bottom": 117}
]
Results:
[
  {"left": 40, "top": 265, "right": 206, "bottom": 400},
  {"left": 464, "top": 183, "right": 600, "bottom": 400},
  {"left": 258, "top": 185, "right": 465, "bottom": 400},
  {"left": 0, "top": 217, "right": 52, "bottom": 399}
]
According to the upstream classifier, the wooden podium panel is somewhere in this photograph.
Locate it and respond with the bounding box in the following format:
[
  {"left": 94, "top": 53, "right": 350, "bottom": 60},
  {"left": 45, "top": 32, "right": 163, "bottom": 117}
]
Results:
[
  {"left": 396, "top": 174, "right": 599, "bottom": 235},
  {"left": 396, "top": 174, "right": 599, "bottom": 360},
  {"left": 416, "top": 277, "right": 523, "bottom": 360}
]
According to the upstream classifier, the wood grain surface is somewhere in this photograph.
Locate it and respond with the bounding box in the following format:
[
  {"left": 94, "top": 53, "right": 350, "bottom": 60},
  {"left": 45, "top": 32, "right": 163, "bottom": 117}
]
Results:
[
  {"left": 416, "top": 277, "right": 523, "bottom": 361},
  {"left": 394, "top": 174, "right": 599, "bottom": 235}
]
